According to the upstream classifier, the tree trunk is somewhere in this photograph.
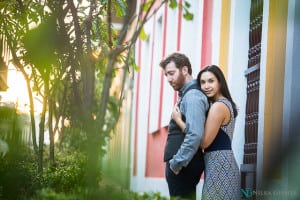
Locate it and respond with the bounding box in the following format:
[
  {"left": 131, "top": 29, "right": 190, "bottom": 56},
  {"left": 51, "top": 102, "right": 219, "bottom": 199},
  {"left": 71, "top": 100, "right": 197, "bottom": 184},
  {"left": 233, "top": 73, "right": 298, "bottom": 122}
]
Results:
[
  {"left": 26, "top": 75, "right": 39, "bottom": 156},
  {"left": 49, "top": 95, "right": 55, "bottom": 167},
  {"left": 9, "top": 43, "right": 39, "bottom": 155},
  {"left": 38, "top": 80, "right": 48, "bottom": 174},
  {"left": 82, "top": 59, "right": 98, "bottom": 196}
]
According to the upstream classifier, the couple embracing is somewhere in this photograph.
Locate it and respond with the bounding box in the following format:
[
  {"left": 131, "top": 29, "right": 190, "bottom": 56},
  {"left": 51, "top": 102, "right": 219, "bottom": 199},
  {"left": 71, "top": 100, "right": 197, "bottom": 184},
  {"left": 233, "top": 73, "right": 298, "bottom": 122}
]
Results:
[{"left": 160, "top": 52, "right": 240, "bottom": 200}]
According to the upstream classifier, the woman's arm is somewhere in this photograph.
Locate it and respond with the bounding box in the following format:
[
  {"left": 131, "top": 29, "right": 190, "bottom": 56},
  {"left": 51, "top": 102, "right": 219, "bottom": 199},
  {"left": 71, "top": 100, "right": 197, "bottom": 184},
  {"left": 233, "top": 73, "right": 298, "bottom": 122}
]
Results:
[
  {"left": 200, "top": 102, "right": 229, "bottom": 149},
  {"left": 171, "top": 105, "right": 186, "bottom": 133}
]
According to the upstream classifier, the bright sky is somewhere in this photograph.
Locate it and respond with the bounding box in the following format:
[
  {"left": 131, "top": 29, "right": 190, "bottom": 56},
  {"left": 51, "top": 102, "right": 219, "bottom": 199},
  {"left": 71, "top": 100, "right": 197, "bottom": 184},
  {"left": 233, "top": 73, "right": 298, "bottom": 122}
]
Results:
[
  {"left": 0, "top": 64, "right": 42, "bottom": 114},
  {"left": 0, "top": 64, "right": 52, "bottom": 144}
]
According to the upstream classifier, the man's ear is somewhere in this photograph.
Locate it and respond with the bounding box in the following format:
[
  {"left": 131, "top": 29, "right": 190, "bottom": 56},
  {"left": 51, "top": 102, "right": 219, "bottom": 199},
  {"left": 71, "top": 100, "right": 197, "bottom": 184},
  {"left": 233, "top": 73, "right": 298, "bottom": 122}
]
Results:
[{"left": 182, "top": 66, "right": 189, "bottom": 75}]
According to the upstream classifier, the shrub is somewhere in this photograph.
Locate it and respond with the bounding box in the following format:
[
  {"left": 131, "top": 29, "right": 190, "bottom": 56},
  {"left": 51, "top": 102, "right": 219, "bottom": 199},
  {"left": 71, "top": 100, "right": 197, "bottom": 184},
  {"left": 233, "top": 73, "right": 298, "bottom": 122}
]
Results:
[
  {"left": 41, "top": 149, "right": 88, "bottom": 193},
  {"left": 33, "top": 185, "right": 170, "bottom": 200},
  {"left": 0, "top": 146, "right": 40, "bottom": 199}
]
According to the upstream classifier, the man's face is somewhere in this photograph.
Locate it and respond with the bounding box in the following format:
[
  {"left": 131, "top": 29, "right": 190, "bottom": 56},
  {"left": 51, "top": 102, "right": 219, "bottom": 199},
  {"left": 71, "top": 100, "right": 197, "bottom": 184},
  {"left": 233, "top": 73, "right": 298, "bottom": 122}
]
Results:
[{"left": 164, "top": 61, "right": 186, "bottom": 91}]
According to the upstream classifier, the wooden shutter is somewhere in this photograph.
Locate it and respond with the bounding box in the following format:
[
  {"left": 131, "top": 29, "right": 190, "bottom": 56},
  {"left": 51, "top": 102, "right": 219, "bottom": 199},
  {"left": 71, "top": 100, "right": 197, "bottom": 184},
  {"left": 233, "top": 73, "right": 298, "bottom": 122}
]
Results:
[{"left": 241, "top": 0, "right": 263, "bottom": 198}]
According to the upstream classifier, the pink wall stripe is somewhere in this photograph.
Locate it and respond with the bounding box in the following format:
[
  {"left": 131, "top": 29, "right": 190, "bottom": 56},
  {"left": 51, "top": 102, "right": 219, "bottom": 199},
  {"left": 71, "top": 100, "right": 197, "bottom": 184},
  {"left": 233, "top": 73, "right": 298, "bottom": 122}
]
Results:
[
  {"left": 145, "top": 2, "right": 168, "bottom": 178},
  {"left": 147, "top": 14, "right": 156, "bottom": 134},
  {"left": 157, "top": 3, "right": 168, "bottom": 129},
  {"left": 133, "top": 39, "right": 142, "bottom": 176},
  {"left": 199, "top": 0, "right": 213, "bottom": 180},
  {"left": 201, "top": 0, "right": 213, "bottom": 68},
  {"left": 177, "top": 0, "right": 183, "bottom": 51},
  {"left": 173, "top": 0, "right": 183, "bottom": 105}
]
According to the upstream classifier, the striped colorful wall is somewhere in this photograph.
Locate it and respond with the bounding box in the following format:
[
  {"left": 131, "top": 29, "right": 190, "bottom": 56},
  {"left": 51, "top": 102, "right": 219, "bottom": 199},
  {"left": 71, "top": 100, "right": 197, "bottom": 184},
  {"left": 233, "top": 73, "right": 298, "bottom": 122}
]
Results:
[{"left": 102, "top": 0, "right": 300, "bottom": 198}]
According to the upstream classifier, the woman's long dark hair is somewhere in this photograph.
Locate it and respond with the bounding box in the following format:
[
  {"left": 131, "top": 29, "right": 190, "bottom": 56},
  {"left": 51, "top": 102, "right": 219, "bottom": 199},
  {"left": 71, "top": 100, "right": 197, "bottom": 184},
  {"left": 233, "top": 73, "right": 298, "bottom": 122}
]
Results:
[{"left": 197, "top": 65, "right": 238, "bottom": 118}]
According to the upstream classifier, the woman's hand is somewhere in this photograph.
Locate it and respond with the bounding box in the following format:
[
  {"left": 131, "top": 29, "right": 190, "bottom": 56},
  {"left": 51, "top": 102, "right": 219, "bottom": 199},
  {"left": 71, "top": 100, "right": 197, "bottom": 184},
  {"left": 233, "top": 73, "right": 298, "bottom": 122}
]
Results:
[
  {"left": 171, "top": 105, "right": 186, "bottom": 133},
  {"left": 172, "top": 105, "right": 182, "bottom": 123}
]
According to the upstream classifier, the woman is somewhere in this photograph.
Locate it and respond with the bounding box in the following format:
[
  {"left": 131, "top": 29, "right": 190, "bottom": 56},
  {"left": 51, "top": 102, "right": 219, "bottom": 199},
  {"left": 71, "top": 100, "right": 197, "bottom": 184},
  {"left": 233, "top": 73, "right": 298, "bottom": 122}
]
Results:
[{"left": 172, "top": 65, "right": 240, "bottom": 200}]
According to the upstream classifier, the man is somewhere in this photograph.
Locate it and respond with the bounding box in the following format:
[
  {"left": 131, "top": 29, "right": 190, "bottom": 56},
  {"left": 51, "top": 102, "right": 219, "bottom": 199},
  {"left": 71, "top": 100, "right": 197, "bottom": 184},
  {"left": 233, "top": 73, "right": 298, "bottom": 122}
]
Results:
[{"left": 159, "top": 52, "right": 209, "bottom": 199}]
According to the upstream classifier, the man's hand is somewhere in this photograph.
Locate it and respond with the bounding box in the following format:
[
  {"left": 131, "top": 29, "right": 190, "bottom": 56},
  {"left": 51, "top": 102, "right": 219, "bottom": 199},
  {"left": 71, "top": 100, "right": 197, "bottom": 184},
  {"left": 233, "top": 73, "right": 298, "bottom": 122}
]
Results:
[{"left": 170, "top": 165, "right": 180, "bottom": 175}]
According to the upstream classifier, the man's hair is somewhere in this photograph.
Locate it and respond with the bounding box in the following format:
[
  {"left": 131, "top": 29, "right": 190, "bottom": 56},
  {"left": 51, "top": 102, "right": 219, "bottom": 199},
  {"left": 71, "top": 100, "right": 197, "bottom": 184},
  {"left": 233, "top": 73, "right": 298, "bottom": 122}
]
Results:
[{"left": 159, "top": 52, "right": 192, "bottom": 75}]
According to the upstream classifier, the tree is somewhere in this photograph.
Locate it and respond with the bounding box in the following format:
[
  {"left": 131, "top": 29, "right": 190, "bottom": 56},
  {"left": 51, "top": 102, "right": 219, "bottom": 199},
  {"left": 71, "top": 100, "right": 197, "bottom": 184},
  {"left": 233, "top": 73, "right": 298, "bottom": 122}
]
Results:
[{"left": 0, "top": 0, "right": 193, "bottom": 197}]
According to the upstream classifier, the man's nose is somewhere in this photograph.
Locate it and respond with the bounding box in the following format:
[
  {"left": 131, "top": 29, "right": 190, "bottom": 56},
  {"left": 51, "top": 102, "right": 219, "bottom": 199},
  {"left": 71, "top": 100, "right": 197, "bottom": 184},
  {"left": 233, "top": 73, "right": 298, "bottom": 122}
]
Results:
[{"left": 167, "top": 76, "right": 173, "bottom": 82}]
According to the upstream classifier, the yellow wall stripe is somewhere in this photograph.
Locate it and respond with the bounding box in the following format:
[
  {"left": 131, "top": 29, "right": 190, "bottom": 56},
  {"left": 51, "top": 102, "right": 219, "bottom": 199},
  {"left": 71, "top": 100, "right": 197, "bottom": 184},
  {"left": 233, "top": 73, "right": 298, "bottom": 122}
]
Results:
[
  {"left": 219, "top": 0, "right": 231, "bottom": 78},
  {"left": 263, "top": 0, "right": 288, "bottom": 179}
]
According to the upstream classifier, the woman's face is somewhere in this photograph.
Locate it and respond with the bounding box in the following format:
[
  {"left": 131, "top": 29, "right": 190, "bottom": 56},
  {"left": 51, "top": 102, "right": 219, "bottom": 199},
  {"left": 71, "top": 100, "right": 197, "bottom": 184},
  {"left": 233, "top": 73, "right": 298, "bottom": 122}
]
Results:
[{"left": 199, "top": 71, "right": 221, "bottom": 100}]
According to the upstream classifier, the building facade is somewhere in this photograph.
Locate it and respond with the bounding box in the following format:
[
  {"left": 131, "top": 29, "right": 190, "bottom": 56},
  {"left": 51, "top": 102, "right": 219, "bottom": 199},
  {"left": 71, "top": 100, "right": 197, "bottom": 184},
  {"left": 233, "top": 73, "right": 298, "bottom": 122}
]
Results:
[{"left": 104, "top": 0, "right": 300, "bottom": 199}]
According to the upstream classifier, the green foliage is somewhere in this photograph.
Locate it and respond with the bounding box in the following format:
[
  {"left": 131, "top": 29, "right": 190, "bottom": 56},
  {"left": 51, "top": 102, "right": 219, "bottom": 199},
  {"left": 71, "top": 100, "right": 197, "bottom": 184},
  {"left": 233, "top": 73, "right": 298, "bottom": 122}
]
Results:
[
  {"left": 182, "top": 1, "right": 193, "bottom": 21},
  {"left": 169, "top": 0, "right": 178, "bottom": 9},
  {"left": 130, "top": 55, "right": 139, "bottom": 71},
  {"left": 139, "top": 27, "right": 148, "bottom": 41},
  {"left": 23, "top": 15, "right": 60, "bottom": 78},
  {"left": 0, "top": 131, "right": 172, "bottom": 200},
  {"left": 112, "top": 0, "right": 127, "bottom": 17},
  {"left": 183, "top": 1, "right": 191, "bottom": 9},
  {"left": 168, "top": 0, "right": 194, "bottom": 21},
  {"left": 41, "top": 149, "right": 88, "bottom": 193},
  {"left": 34, "top": 188, "right": 81, "bottom": 200},
  {"left": 93, "top": 186, "right": 172, "bottom": 200},
  {"left": 0, "top": 106, "right": 39, "bottom": 200},
  {"left": 32, "top": 186, "right": 171, "bottom": 200},
  {"left": 142, "top": 0, "right": 155, "bottom": 11},
  {"left": 0, "top": 1, "right": 195, "bottom": 199},
  {"left": 0, "top": 105, "right": 15, "bottom": 119},
  {"left": 183, "top": 12, "right": 193, "bottom": 21},
  {"left": 0, "top": 146, "right": 40, "bottom": 200},
  {"left": 104, "top": 96, "right": 120, "bottom": 134},
  {"left": 60, "top": 127, "right": 88, "bottom": 151},
  {"left": 136, "top": 191, "right": 169, "bottom": 200}
]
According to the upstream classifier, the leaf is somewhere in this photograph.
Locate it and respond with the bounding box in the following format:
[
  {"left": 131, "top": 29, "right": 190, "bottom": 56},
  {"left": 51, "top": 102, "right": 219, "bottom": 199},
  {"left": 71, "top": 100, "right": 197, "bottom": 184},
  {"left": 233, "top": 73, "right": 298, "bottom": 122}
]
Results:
[
  {"left": 23, "top": 15, "right": 61, "bottom": 79},
  {"left": 184, "top": 1, "right": 191, "bottom": 8},
  {"left": 141, "top": 0, "right": 154, "bottom": 12},
  {"left": 183, "top": 12, "right": 194, "bottom": 21},
  {"left": 130, "top": 57, "right": 139, "bottom": 71},
  {"left": 169, "top": 0, "right": 178, "bottom": 9},
  {"left": 114, "top": 0, "right": 127, "bottom": 17},
  {"left": 139, "top": 27, "right": 148, "bottom": 41}
]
